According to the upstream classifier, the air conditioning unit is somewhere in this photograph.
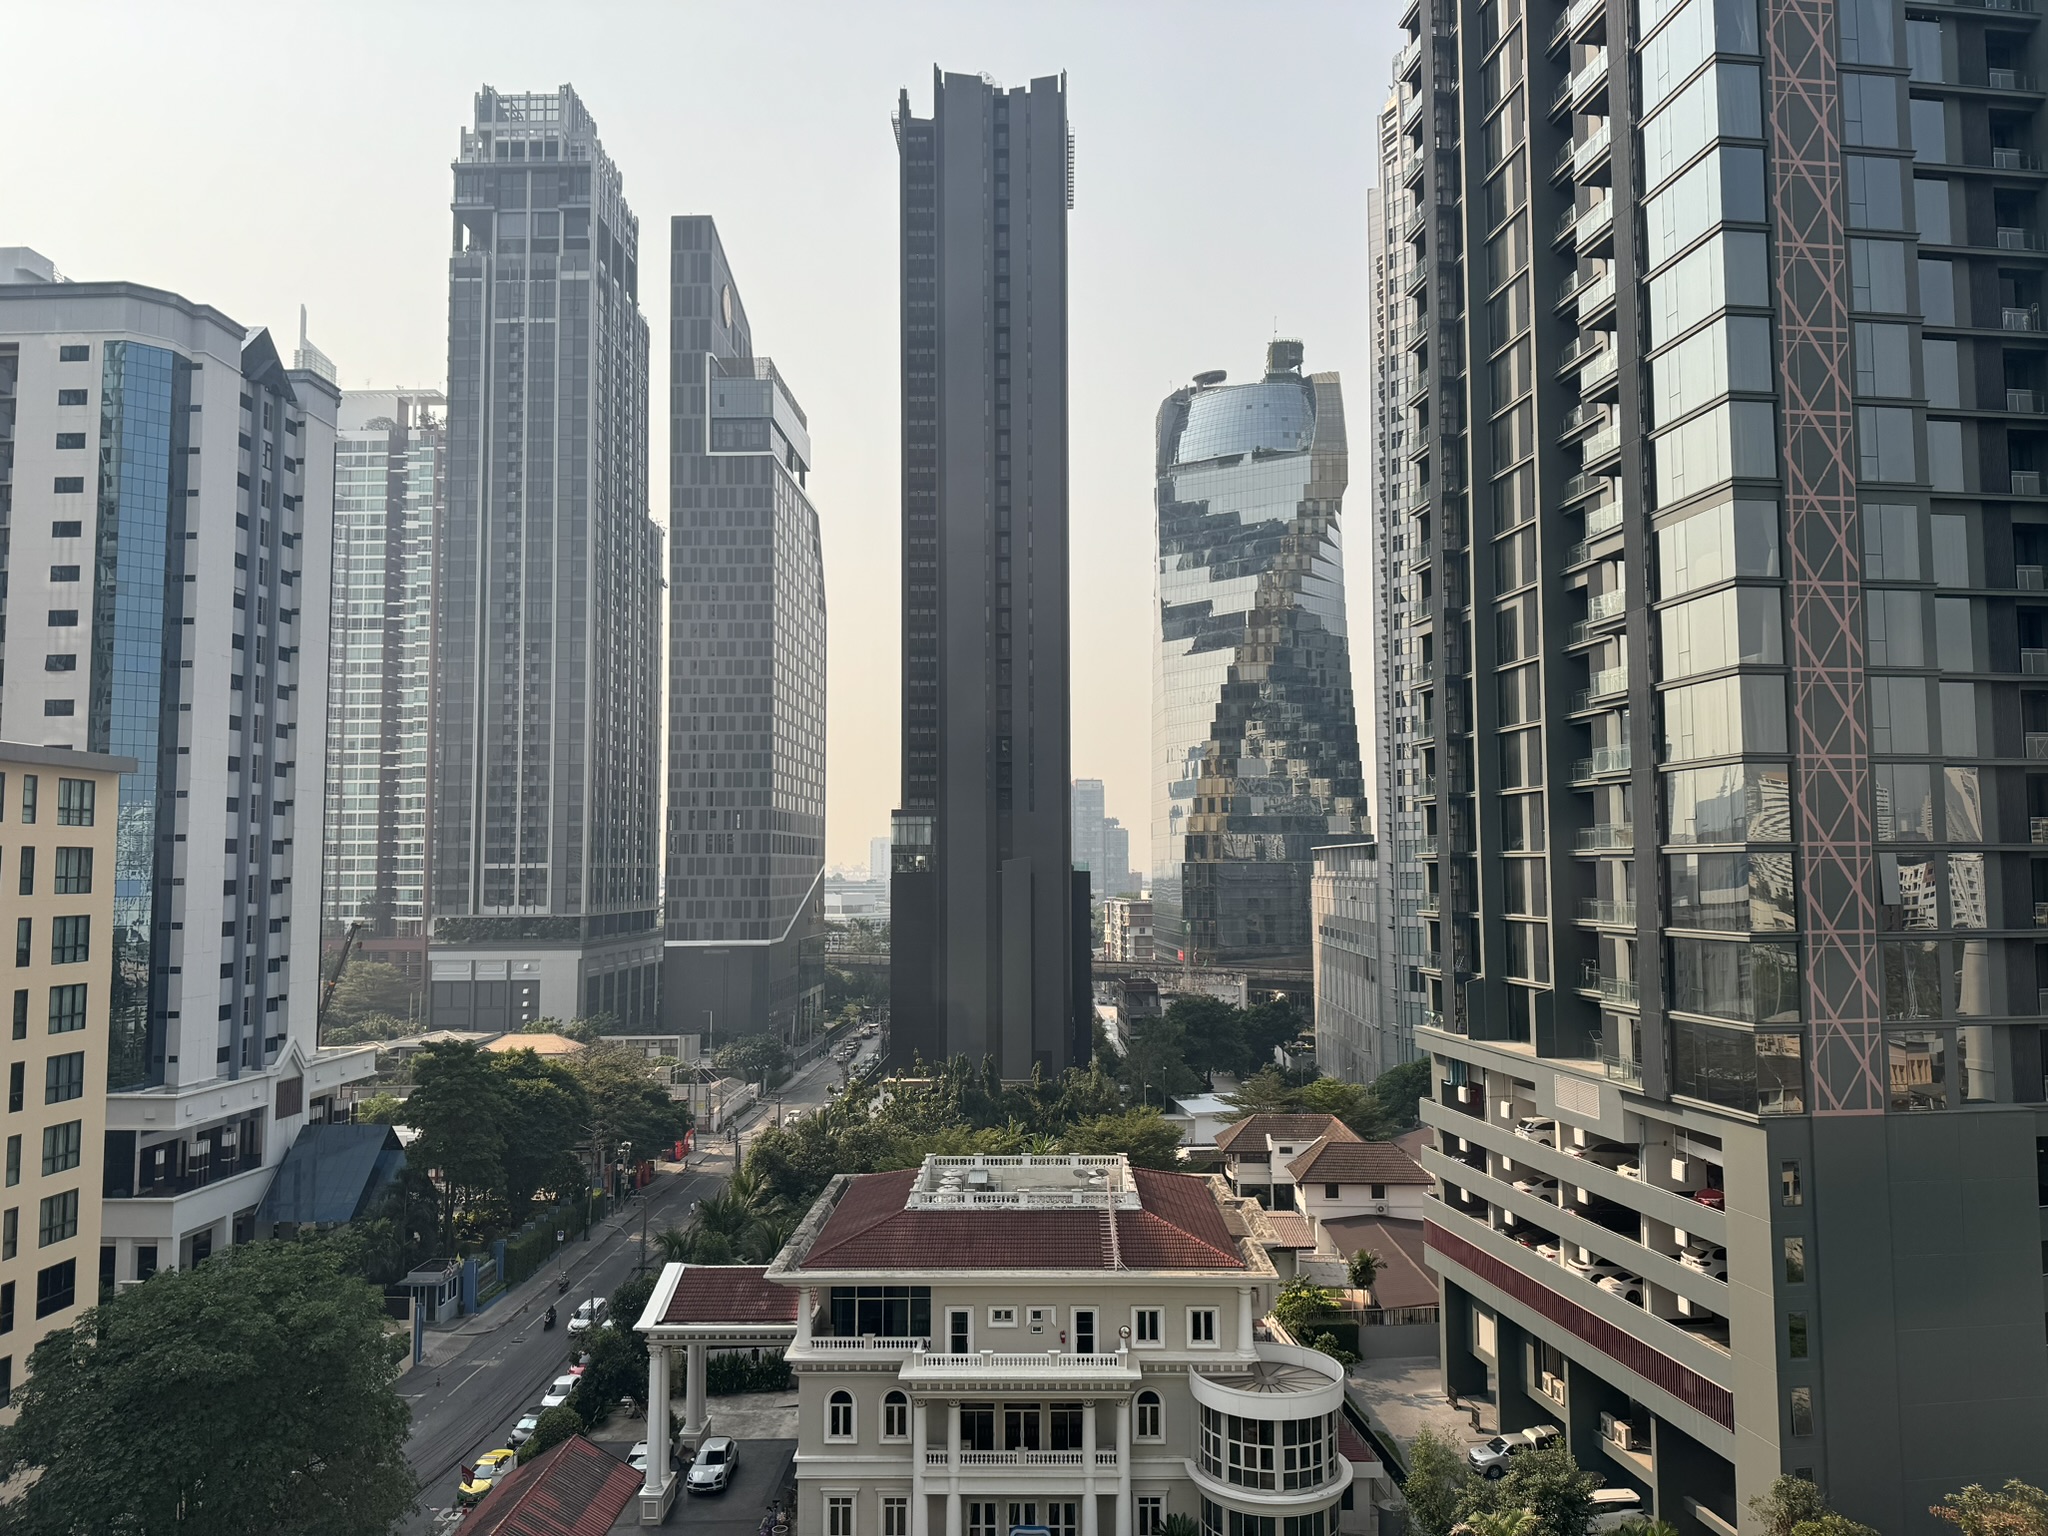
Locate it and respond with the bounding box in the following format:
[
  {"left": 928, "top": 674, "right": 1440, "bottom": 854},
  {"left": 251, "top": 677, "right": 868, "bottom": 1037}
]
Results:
[
  {"left": 1670, "top": 1156, "right": 1690, "bottom": 1182},
  {"left": 1601, "top": 1412, "right": 1635, "bottom": 1451},
  {"left": 1371, "top": 1202, "right": 1389, "bottom": 1216}
]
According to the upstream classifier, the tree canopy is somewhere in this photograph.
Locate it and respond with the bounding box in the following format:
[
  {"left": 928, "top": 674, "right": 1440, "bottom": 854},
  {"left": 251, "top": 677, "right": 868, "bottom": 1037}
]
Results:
[
  {"left": 319, "top": 959, "right": 419, "bottom": 1038},
  {"left": 1223, "top": 1058, "right": 1431, "bottom": 1141},
  {"left": 0, "top": 1239, "right": 416, "bottom": 1535}
]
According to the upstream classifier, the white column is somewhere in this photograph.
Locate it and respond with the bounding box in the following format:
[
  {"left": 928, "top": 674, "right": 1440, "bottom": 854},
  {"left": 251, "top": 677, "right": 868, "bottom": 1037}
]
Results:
[
  {"left": 911, "top": 1397, "right": 930, "bottom": 1536},
  {"left": 684, "top": 1340, "right": 708, "bottom": 1435},
  {"left": 797, "top": 1287, "right": 813, "bottom": 1344},
  {"left": 1082, "top": 1400, "right": 1100, "bottom": 1536},
  {"left": 643, "top": 1344, "right": 671, "bottom": 1494},
  {"left": 1238, "top": 1285, "right": 1254, "bottom": 1347},
  {"left": 1114, "top": 1396, "right": 1132, "bottom": 1536},
  {"left": 945, "top": 1399, "right": 962, "bottom": 1535}
]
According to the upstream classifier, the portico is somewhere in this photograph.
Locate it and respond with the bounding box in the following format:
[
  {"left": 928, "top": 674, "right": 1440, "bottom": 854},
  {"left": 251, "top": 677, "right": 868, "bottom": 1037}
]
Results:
[{"left": 634, "top": 1263, "right": 799, "bottom": 1524}]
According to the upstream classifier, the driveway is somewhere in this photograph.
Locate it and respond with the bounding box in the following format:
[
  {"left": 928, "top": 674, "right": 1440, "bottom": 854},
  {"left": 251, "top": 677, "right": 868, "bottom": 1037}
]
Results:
[{"left": 620, "top": 1437, "right": 795, "bottom": 1532}]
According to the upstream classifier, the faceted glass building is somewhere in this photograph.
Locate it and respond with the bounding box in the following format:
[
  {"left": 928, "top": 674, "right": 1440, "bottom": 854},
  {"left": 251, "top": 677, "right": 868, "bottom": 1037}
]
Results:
[
  {"left": 1389, "top": 0, "right": 2048, "bottom": 1525},
  {"left": 1151, "top": 342, "right": 1366, "bottom": 972},
  {"left": 431, "top": 85, "right": 661, "bottom": 1032},
  {"left": 663, "top": 215, "right": 827, "bottom": 1046},
  {"left": 321, "top": 389, "right": 442, "bottom": 976}
]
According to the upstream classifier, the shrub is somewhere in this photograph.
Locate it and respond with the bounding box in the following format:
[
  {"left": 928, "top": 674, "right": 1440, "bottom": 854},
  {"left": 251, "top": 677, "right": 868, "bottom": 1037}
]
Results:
[{"left": 516, "top": 1405, "right": 582, "bottom": 1463}]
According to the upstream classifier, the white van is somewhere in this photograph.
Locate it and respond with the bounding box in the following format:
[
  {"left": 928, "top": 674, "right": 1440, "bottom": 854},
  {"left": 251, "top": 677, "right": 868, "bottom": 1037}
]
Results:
[{"left": 1587, "top": 1486, "right": 1645, "bottom": 1531}]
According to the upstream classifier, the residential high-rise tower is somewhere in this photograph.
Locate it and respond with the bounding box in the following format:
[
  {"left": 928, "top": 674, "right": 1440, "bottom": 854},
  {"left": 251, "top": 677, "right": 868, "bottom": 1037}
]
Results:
[
  {"left": 1151, "top": 345, "right": 1366, "bottom": 973},
  {"left": 1390, "top": 0, "right": 2048, "bottom": 1525},
  {"left": 430, "top": 85, "right": 661, "bottom": 1034},
  {"left": 322, "top": 387, "right": 443, "bottom": 984},
  {"left": 663, "top": 215, "right": 827, "bottom": 1047},
  {"left": 890, "top": 70, "right": 1079, "bottom": 1074}
]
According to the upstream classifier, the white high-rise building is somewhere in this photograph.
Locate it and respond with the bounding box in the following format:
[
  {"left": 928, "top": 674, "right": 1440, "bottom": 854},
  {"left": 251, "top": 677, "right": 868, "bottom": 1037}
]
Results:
[{"left": 0, "top": 258, "right": 377, "bottom": 1275}]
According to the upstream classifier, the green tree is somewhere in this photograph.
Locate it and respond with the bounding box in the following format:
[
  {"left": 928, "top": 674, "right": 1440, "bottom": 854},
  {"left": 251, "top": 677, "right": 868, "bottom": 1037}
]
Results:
[
  {"left": 0, "top": 1239, "right": 416, "bottom": 1534},
  {"left": 1296, "top": 1074, "right": 1378, "bottom": 1131},
  {"left": 1346, "top": 1248, "right": 1382, "bottom": 1290},
  {"left": 1363, "top": 1057, "right": 1431, "bottom": 1137},
  {"left": 494, "top": 1049, "right": 591, "bottom": 1210},
  {"left": 1479, "top": 1444, "right": 1600, "bottom": 1536},
  {"left": 323, "top": 1011, "right": 416, "bottom": 1047},
  {"left": 568, "top": 1324, "right": 643, "bottom": 1425},
  {"left": 1931, "top": 1480, "right": 2048, "bottom": 1536},
  {"left": 1304, "top": 1330, "right": 1358, "bottom": 1367},
  {"left": 516, "top": 1405, "right": 583, "bottom": 1465},
  {"left": 1224, "top": 1065, "right": 1311, "bottom": 1117},
  {"left": 715, "top": 1032, "right": 791, "bottom": 1093},
  {"left": 1455, "top": 1513, "right": 1540, "bottom": 1536},
  {"left": 356, "top": 1090, "right": 406, "bottom": 1125},
  {"left": 1752, "top": 1476, "right": 1878, "bottom": 1536},
  {"left": 1272, "top": 1275, "right": 1342, "bottom": 1340},
  {"left": 564, "top": 1043, "right": 693, "bottom": 1165},
  {"left": 402, "top": 1041, "right": 509, "bottom": 1246},
  {"left": 1167, "top": 995, "right": 1251, "bottom": 1082},
  {"left": 1061, "top": 1108, "right": 1184, "bottom": 1169},
  {"left": 322, "top": 959, "right": 418, "bottom": 1033},
  {"left": 608, "top": 1272, "right": 660, "bottom": 1371},
  {"left": 1116, "top": 1011, "right": 1201, "bottom": 1106},
  {"left": 1403, "top": 1428, "right": 1476, "bottom": 1536}
]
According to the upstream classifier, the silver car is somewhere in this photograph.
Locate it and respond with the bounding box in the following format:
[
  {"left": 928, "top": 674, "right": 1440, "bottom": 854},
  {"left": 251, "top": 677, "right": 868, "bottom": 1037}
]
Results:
[{"left": 686, "top": 1436, "right": 739, "bottom": 1494}]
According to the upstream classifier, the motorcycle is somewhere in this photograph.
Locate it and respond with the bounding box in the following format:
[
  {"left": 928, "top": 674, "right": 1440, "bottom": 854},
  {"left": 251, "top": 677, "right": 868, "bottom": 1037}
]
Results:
[{"left": 543, "top": 1306, "right": 557, "bottom": 1331}]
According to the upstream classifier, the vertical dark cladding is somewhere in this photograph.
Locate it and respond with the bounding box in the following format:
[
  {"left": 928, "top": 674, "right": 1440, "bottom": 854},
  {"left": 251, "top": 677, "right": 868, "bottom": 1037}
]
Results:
[{"left": 890, "top": 71, "right": 1075, "bottom": 1075}]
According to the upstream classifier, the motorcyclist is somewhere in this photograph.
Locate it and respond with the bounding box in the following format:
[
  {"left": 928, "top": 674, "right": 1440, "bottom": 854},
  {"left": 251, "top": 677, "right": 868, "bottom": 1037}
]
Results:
[{"left": 544, "top": 1304, "right": 557, "bottom": 1329}]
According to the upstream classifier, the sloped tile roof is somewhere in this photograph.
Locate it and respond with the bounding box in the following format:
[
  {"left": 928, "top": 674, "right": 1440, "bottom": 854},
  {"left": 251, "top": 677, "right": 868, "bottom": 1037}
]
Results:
[
  {"left": 1214, "top": 1114, "right": 1360, "bottom": 1155},
  {"left": 1261, "top": 1210, "right": 1317, "bottom": 1250},
  {"left": 1286, "top": 1136, "right": 1430, "bottom": 1187},
  {"left": 1317, "top": 1215, "right": 1436, "bottom": 1310},
  {"left": 796, "top": 1166, "right": 1246, "bottom": 1272},
  {"left": 465, "top": 1435, "right": 641, "bottom": 1536},
  {"left": 661, "top": 1265, "right": 800, "bottom": 1325}
]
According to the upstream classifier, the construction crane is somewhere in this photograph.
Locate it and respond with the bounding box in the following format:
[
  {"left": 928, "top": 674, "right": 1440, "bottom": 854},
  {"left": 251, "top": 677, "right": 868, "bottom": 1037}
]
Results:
[{"left": 318, "top": 920, "right": 365, "bottom": 1036}]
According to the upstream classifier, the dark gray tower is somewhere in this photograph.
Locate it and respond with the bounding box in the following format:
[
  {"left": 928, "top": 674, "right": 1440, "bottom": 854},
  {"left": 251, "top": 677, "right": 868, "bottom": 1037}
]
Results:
[
  {"left": 663, "top": 215, "right": 828, "bottom": 1048},
  {"left": 891, "top": 69, "right": 1077, "bottom": 1075},
  {"left": 431, "top": 85, "right": 661, "bottom": 1032}
]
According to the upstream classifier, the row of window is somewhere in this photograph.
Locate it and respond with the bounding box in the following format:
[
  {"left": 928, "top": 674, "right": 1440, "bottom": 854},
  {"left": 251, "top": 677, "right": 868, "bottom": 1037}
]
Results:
[
  {"left": 0, "top": 777, "right": 95, "bottom": 828},
  {"left": 825, "top": 1389, "right": 1167, "bottom": 1446},
  {"left": 12, "top": 917, "right": 90, "bottom": 968},
  {"left": 4, "top": 848, "right": 94, "bottom": 897},
  {"left": 941, "top": 1303, "right": 1216, "bottom": 1354}
]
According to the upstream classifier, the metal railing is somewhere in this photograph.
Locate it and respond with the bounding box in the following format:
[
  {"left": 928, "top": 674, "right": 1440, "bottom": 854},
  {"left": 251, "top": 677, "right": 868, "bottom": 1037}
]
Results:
[
  {"left": 1999, "top": 226, "right": 2048, "bottom": 251},
  {"left": 1602, "top": 1056, "right": 1643, "bottom": 1086},
  {"left": 1571, "top": 745, "right": 1633, "bottom": 781},
  {"left": 1586, "top": 590, "right": 1627, "bottom": 622},
  {"left": 1576, "top": 271, "right": 1617, "bottom": 315},
  {"left": 1579, "top": 898, "right": 1638, "bottom": 925},
  {"left": 2016, "top": 472, "right": 2044, "bottom": 494},
  {"left": 1993, "top": 147, "right": 2044, "bottom": 169},
  {"left": 1582, "top": 424, "right": 1622, "bottom": 462},
  {"left": 2004, "top": 307, "right": 2043, "bottom": 332},
  {"left": 2013, "top": 391, "right": 2047, "bottom": 415},
  {"left": 1575, "top": 823, "right": 1635, "bottom": 851},
  {"left": 2025, "top": 648, "right": 2048, "bottom": 672},
  {"left": 1582, "top": 348, "right": 1621, "bottom": 389},
  {"left": 2019, "top": 565, "right": 2046, "bottom": 588},
  {"left": 1988, "top": 68, "right": 2040, "bottom": 89},
  {"left": 2026, "top": 732, "right": 2048, "bottom": 758}
]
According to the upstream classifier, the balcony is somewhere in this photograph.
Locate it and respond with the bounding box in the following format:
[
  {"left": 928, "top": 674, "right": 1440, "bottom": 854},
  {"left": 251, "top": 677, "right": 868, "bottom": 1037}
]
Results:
[
  {"left": 1396, "top": 37, "right": 1422, "bottom": 79},
  {"left": 798, "top": 1335, "right": 930, "bottom": 1356},
  {"left": 1576, "top": 198, "right": 1616, "bottom": 246},
  {"left": 923, "top": 1450, "right": 1119, "bottom": 1470},
  {"left": 1579, "top": 898, "right": 1638, "bottom": 926},
  {"left": 1587, "top": 589, "right": 1627, "bottom": 622},
  {"left": 1582, "top": 424, "right": 1622, "bottom": 464},
  {"left": 2032, "top": 816, "right": 2048, "bottom": 843},
  {"left": 2018, "top": 565, "right": 2046, "bottom": 588},
  {"left": 1602, "top": 1055, "right": 1644, "bottom": 1086},
  {"left": 1575, "top": 823, "right": 1635, "bottom": 851},
  {"left": 2017, "top": 472, "right": 2045, "bottom": 494},
  {"left": 1571, "top": 745, "right": 1633, "bottom": 782},
  {"left": 2024, "top": 648, "right": 2048, "bottom": 671},
  {"left": 899, "top": 1349, "right": 1142, "bottom": 1388},
  {"left": 1583, "top": 501, "right": 1625, "bottom": 539},
  {"left": 1569, "top": 48, "right": 1610, "bottom": 106},
  {"left": 2029, "top": 732, "right": 2048, "bottom": 757},
  {"left": 1578, "top": 962, "right": 1641, "bottom": 1006},
  {"left": 2004, "top": 306, "right": 2044, "bottom": 331},
  {"left": 2036, "top": 902, "right": 2048, "bottom": 927},
  {"left": 2012, "top": 390, "right": 2048, "bottom": 414},
  {"left": 2001, "top": 228, "right": 2048, "bottom": 254},
  {"left": 1563, "top": 468, "right": 1614, "bottom": 503},
  {"left": 1582, "top": 347, "right": 1621, "bottom": 392},
  {"left": 1576, "top": 270, "right": 1618, "bottom": 318},
  {"left": 1993, "top": 147, "right": 2045, "bottom": 170},
  {"left": 1572, "top": 667, "right": 1629, "bottom": 712}
]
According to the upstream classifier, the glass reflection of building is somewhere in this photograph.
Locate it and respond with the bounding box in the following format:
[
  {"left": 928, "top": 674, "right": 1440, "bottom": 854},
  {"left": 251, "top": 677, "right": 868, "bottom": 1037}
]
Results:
[{"left": 1151, "top": 341, "right": 1364, "bottom": 971}]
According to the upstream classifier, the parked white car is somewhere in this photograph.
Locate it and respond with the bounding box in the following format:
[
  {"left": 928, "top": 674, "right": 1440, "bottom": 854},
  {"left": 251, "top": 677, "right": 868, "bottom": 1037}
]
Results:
[
  {"left": 1679, "top": 1244, "right": 1729, "bottom": 1280},
  {"left": 568, "top": 1297, "right": 608, "bottom": 1335},
  {"left": 1588, "top": 1487, "right": 1646, "bottom": 1531},
  {"left": 1511, "top": 1174, "right": 1561, "bottom": 1200},
  {"left": 686, "top": 1436, "right": 739, "bottom": 1494},
  {"left": 1593, "top": 1272, "right": 1646, "bottom": 1306},
  {"left": 1513, "top": 1117, "right": 1556, "bottom": 1143},
  {"left": 1466, "top": 1423, "right": 1561, "bottom": 1478},
  {"left": 540, "top": 1373, "right": 577, "bottom": 1409}
]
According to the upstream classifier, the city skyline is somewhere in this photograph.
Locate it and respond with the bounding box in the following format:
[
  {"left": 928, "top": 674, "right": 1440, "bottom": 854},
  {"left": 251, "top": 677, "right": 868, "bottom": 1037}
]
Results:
[{"left": 0, "top": 4, "right": 1393, "bottom": 874}]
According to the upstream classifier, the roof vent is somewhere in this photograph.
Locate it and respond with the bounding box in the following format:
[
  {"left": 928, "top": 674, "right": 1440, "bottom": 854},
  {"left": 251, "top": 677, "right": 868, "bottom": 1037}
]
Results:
[
  {"left": 967, "top": 1169, "right": 991, "bottom": 1187},
  {"left": 1193, "top": 369, "right": 1227, "bottom": 388}
]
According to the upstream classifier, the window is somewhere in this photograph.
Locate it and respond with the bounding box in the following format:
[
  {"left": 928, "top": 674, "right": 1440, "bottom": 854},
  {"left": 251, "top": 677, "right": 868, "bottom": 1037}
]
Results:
[
  {"left": 1073, "top": 1307, "right": 1097, "bottom": 1353},
  {"left": 50, "top": 477, "right": 83, "bottom": 496},
  {"left": 49, "top": 917, "right": 88, "bottom": 965},
  {"left": 1134, "top": 1307, "right": 1162, "bottom": 1346},
  {"left": 1189, "top": 1307, "right": 1219, "bottom": 1347},
  {"left": 1857, "top": 406, "right": 1918, "bottom": 481},
  {"left": 46, "top": 985, "right": 85, "bottom": 1036},
  {"left": 45, "top": 1053, "right": 83, "bottom": 1105},
  {"left": 52, "top": 848, "right": 90, "bottom": 895},
  {"left": 1789, "top": 1385, "right": 1814, "bottom": 1437},
  {"left": 49, "top": 522, "right": 80, "bottom": 539},
  {"left": 12, "top": 921, "right": 26, "bottom": 968},
  {"left": 882, "top": 1497, "right": 907, "bottom": 1536},
  {"left": 1650, "top": 315, "right": 1774, "bottom": 427},
  {"left": 827, "top": 1390, "right": 854, "bottom": 1440},
  {"left": 988, "top": 1305, "right": 1017, "bottom": 1327},
  {"left": 43, "top": 656, "right": 75, "bottom": 673},
  {"left": 21, "top": 778, "right": 36, "bottom": 825},
  {"left": 948, "top": 1308, "right": 972, "bottom": 1354},
  {"left": 57, "top": 345, "right": 89, "bottom": 363},
  {"left": 40, "top": 1122, "right": 79, "bottom": 1177},
  {"left": 14, "top": 849, "right": 29, "bottom": 899},
  {"left": 54, "top": 780, "right": 93, "bottom": 827},
  {"left": 1782, "top": 1160, "right": 1804, "bottom": 1205},
  {"left": 1200, "top": 1406, "right": 1336, "bottom": 1492},
  {"left": 40, "top": 701, "right": 72, "bottom": 718},
  {"left": 1648, "top": 231, "right": 1770, "bottom": 346},
  {"left": 1137, "top": 1390, "right": 1163, "bottom": 1439},
  {"left": 37, "top": 1190, "right": 76, "bottom": 1248},
  {"left": 826, "top": 1496, "right": 855, "bottom": 1536},
  {"left": 46, "top": 566, "right": 79, "bottom": 585},
  {"left": 2, "top": 1211, "right": 14, "bottom": 1260},
  {"left": 0, "top": 1282, "right": 12, "bottom": 1334},
  {"left": 1846, "top": 155, "right": 1906, "bottom": 228},
  {"left": 33, "top": 1260, "right": 74, "bottom": 1320},
  {"left": 1138, "top": 1497, "right": 1165, "bottom": 1535},
  {"left": 1850, "top": 238, "right": 1910, "bottom": 312},
  {"left": 10, "top": 992, "right": 23, "bottom": 1041},
  {"left": 1, "top": 1063, "right": 20, "bottom": 1116},
  {"left": 882, "top": 1389, "right": 909, "bottom": 1439},
  {"left": 1842, "top": 70, "right": 1899, "bottom": 147},
  {"left": 1787, "top": 1311, "right": 1809, "bottom": 1358},
  {"left": 4, "top": 1142, "right": 16, "bottom": 1191},
  {"left": 1325, "top": 1183, "right": 1341, "bottom": 1199}
]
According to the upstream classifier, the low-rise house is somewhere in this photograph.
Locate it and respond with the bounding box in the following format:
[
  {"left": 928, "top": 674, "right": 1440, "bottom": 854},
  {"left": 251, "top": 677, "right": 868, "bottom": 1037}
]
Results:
[{"left": 1214, "top": 1114, "right": 1362, "bottom": 1210}]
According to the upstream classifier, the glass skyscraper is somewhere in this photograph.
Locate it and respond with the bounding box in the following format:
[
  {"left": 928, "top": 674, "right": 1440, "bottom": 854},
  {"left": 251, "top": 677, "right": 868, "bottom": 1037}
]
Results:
[
  {"left": 663, "top": 215, "right": 827, "bottom": 1046},
  {"left": 430, "top": 85, "right": 661, "bottom": 1033},
  {"left": 1150, "top": 342, "right": 1366, "bottom": 973},
  {"left": 321, "top": 389, "right": 441, "bottom": 980}
]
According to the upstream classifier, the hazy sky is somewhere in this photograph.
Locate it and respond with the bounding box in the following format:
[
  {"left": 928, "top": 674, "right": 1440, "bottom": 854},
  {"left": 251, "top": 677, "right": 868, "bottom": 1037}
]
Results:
[{"left": 4, "top": 1, "right": 1397, "bottom": 874}]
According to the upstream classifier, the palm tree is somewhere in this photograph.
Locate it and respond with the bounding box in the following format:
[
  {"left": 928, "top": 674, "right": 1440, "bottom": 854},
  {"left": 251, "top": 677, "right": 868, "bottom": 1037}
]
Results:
[{"left": 654, "top": 1225, "right": 693, "bottom": 1263}]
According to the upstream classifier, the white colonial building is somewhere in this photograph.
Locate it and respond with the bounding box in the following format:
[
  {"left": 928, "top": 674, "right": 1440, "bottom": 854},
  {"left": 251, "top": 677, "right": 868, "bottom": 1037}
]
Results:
[{"left": 637, "top": 1154, "right": 1385, "bottom": 1533}]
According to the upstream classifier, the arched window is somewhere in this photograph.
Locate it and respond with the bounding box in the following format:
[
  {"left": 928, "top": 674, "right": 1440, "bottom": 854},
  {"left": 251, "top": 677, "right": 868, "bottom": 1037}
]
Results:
[
  {"left": 883, "top": 1389, "right": 910, "bottom": 1439},
  {"left": 1135, "top": 1389, "right": 1162, "bottom": 1440},
  {"left": 828, "top": 1388, "right": 855, "bottom": 1440}
]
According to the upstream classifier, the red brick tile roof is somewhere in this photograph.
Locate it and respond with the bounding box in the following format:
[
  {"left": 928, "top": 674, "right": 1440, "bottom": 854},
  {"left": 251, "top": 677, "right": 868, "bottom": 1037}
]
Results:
[
  {"left": 797, "top": 1166, "right": 1246, "bottom": 1272},
  {"left": 1213, "top": 1114, "right": 1360, "bottom": 1155},
  {"left": 1286, "top": 1136, "right": 1430, "bottom": 1187},
  {"left": 465, "top": 1435, "right": 641, "bottom": 1536},
  {"left": 661, "top": 1265, "right": 800, "bottom": 1325},
  {"left": 1261, "top": 1210, "right": 1317, "bottom": 1249}
]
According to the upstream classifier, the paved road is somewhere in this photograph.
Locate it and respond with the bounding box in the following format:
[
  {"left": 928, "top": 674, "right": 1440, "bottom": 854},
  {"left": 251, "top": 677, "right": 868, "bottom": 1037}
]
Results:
[{"left": 399, "top": 1038, "right": 874, "bottom": 1530}]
